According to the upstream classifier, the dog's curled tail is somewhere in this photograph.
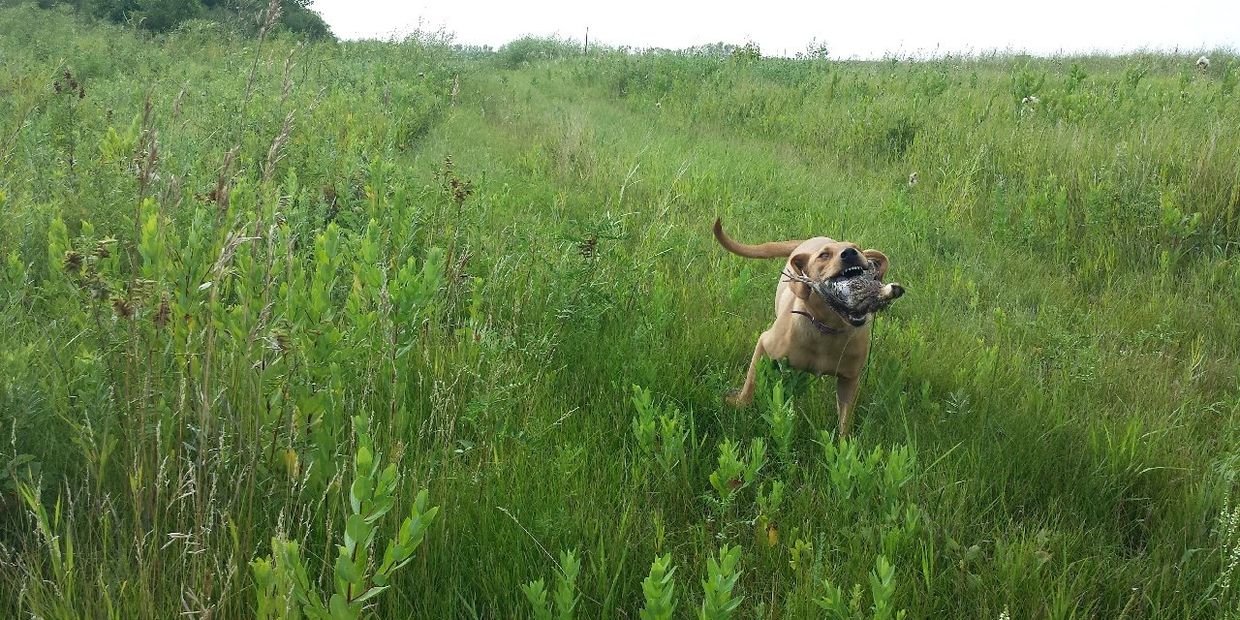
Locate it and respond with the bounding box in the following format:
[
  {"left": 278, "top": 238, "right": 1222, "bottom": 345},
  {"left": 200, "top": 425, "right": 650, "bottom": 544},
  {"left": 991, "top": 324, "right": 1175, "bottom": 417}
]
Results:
[{"left": 712, "top": 218, "right": 804, "bottom": 259}]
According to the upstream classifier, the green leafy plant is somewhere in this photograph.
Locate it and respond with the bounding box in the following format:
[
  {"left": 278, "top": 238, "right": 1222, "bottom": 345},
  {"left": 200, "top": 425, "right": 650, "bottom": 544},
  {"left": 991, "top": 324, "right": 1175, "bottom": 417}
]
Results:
[
  {"left": 640, "top": 553, "right": 677, "bottom": 620},
  {"left": 251, "top": 413, "right": 439, "bottom": 619},
  {"left": 821, "top": 434, "right": 916, "bottom": 515},
  {"left": 632, "top": 384, "right": 658, "bottom": 456},
  {"left": 761, "top": 377, "right": 796, "bottom": 465},
  {"left": 755, "top": 480, "right": 785, "bottom": 547},
  {"left": 708, "top": 438, "right": 766, "bottom": 505},
  {"left": 522, "top": 578, "right": 553, "bottom": 620},
  {"left": 788, "top": 537, "right": 813, "bottom": 576},
  {"left": 523, "top": 549, "right": 582, "bottom": 620},
  {"left": 699, "top": 544, "right": 743, "bottom": 620},
  {"left": 815, "top": 555, "right": 905, "bottom": 620},
  {"left": 656, "top": 411, "right": 688, "bottom": 474},
  {"left": 631, "top": 385, "right": 688, "bottom": 478}
]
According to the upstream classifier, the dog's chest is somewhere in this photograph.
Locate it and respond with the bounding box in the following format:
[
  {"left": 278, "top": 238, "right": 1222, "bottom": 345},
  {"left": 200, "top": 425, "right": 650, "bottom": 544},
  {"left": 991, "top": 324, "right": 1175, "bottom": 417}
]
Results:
[{"left": 783, "top": 329, "right": 866, "bottom": 377}]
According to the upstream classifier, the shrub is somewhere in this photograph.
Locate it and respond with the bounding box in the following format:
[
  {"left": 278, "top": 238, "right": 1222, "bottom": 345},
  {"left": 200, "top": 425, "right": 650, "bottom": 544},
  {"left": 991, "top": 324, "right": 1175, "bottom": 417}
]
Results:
[{"left": 497, "top": 36, "right": 581, "bottom": 68}]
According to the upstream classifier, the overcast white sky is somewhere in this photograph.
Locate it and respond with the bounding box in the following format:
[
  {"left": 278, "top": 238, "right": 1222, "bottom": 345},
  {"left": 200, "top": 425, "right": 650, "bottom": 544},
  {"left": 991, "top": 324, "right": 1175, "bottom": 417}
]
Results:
[{"left": 311, "top": 0, "right": 1239, "bottom": 59}]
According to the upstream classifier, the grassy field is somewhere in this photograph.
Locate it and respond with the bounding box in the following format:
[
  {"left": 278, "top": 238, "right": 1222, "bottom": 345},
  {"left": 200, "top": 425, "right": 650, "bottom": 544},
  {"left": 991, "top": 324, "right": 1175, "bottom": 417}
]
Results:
[{"left": 3, "top": 7, "right": 1240, "bottom": 618}]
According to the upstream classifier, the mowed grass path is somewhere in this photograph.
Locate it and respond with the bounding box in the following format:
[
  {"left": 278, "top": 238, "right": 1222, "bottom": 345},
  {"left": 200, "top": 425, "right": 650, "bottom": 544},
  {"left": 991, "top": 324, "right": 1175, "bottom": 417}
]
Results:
[{"left": 393, "top": 63, "right": 1239, "bottom": 616}]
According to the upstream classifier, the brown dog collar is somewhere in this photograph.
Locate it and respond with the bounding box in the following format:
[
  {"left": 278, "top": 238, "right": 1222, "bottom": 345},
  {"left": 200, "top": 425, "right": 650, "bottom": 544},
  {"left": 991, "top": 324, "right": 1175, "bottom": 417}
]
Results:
[{"left": 791, "top": 309, "right": 844, "bottom": 335}]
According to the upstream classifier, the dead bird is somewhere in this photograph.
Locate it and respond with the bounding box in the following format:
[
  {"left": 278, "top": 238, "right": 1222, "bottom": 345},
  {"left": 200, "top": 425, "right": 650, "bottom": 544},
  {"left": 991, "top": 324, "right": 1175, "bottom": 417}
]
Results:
[
  {"left": 785, "top": 264, "right": 905, "bottom": 327},
  {"left": 817, "top": 268, "right": 905, "bottom": 320}
]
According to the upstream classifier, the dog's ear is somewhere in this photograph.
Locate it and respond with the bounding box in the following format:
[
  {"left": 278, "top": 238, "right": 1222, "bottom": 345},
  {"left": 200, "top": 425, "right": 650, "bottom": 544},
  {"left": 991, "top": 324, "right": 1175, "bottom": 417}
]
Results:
[
  {"left": 787, "top": 252, "right": 812, "bottom": 300},
  {"left": 863, "top": 249, "right": 890, "bottom": 279}
]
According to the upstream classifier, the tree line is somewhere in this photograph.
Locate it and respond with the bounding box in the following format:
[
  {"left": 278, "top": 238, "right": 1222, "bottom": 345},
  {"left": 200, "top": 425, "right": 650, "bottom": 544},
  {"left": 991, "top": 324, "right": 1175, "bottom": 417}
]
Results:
[{"left": 6, "top": 0, "right": 332, "bottom": 39}]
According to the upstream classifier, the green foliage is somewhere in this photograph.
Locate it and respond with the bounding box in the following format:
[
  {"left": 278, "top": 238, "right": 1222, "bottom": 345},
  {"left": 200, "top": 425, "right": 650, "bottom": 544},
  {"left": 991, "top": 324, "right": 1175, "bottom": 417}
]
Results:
[
  {"left": 251, "top": 413, "right": 439, "bottom": 619},
  {"left": 497, "top": 36, "right": 581, "bottom": 68},
  {"left": 42, "top": 0, "right": 332, "bottom": 37},
  {"left": 139, "top": 0, "right": 204, "bottom": 33},
  {"left": 631, "top": 384, "right": 689, "bottom": 478},
  {"left": 708, "top": 438, "right": 766, "bottom": 505},
  {"left": 820, "top": 434, "right": 917, "bottom": 523},
  {"left": 1010, "top": 65, "right": 1046, "bottom": 102},
  {"left": 816, "top": 555, "right": 906, "bottom": 620},
  {"left": 1221, "top": 60, "right": 1238, "bottom": 96},
  {"left": 761, "top": 376, "right": 796, "bottom": 464},
  {"left": 1066, "top": 62, "right": 1088, "bottom": 92},
  {"left": 522, "top": 579, "right": 553, "bottom": 620},
  {"left": 1215, "top": 493, "right": 1240, "bottom": 617},
  {"left": 15, "top": 480, "right": 75, "bottom": 612},
  {"left": 639, "top": 554, "right": 677, "bottom": 620},
  {"left": 728, "top": 41, "right": 761, "bottom": 65},
  {"left": 699, "top": 545, "right": 743, "bottom": 620},
  {"left": 524, "top": 550, "right": 581, "bottom": 620},
  {"left": 754, "top": 479, "right": 785, "bottom": 548},
  {"left": 553, "top": 550, "right": 581, "bottom": 620},
  {"left": 631, "top": 384, "right": 658, "bottom": 455}
]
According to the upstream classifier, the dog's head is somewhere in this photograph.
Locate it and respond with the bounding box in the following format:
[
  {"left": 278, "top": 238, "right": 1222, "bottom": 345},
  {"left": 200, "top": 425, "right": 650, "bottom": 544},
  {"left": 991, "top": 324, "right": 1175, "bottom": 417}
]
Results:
[{"left": 787, "top": 241, "right": 892, "bottom": 325}]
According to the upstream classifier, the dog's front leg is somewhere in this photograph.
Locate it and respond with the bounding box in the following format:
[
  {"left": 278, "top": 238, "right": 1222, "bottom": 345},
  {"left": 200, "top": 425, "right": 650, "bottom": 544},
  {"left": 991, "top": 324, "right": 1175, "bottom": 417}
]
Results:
[
  {"left": 835, "top": 375, "right": 860, "bottom": 436},
  {"left": 726, "top": 333, "right": 768, "bottom": 408}
]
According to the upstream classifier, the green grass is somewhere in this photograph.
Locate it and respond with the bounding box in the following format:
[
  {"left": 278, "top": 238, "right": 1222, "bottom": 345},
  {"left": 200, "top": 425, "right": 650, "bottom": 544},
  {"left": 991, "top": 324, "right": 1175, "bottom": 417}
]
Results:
[{"left": 2, "top": 7, "right": 1240, "bottom": 618}]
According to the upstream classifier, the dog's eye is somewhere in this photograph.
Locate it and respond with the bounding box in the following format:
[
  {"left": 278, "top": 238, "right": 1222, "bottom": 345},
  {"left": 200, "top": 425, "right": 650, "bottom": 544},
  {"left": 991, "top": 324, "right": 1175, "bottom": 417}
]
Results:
[{"left": 819, "top": 251, "right": 832, "bottom": 259}]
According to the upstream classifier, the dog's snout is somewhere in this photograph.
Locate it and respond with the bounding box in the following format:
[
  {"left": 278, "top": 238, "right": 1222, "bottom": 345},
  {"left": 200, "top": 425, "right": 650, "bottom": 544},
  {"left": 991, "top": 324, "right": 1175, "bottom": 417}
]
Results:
[{"left": 841, "top": 247, "right": 860, "bottom": 261}]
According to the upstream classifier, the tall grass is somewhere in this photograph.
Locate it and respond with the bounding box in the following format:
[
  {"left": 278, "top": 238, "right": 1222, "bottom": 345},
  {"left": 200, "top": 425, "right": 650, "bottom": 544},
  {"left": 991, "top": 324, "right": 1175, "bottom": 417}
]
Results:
[{"left": 1, "top": 10, "right": 1239, "bottom": 617}]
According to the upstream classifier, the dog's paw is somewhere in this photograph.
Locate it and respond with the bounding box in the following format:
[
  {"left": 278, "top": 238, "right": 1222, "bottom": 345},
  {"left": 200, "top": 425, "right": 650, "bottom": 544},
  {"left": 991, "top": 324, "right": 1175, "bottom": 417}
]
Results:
[{"left": 724, "top": 390, "right": 752, "bottom": 408}]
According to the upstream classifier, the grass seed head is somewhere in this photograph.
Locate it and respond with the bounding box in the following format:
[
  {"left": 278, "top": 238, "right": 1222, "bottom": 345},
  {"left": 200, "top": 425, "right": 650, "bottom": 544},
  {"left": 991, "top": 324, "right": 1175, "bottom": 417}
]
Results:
[
  {"left": 63, "top": 250, "right": 83, "bottom": 273},
  {"left": 111, "top": 295, "right": 133, "bottom": 319},
  {"left": 153, "top": 295, "right": 171, "bottom": 328}
]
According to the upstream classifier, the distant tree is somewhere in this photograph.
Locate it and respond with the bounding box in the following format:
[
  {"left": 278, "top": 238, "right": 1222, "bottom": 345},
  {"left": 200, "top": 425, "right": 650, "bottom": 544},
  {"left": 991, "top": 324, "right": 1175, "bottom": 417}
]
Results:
[
  {"left": 139, "top": 0, "right": 203, "bottom": 32},
  {"left": 209, "top": 0, "right": 331, "bottom": 39},
  {"left": 279, "top": 3, "right": 329, "bottom": 39},
  {"left": 89, "top": 0, "right": 141, "bottom": 24},
  {"left": 17, "top": 0, "right": 331, "bottom": 39}
]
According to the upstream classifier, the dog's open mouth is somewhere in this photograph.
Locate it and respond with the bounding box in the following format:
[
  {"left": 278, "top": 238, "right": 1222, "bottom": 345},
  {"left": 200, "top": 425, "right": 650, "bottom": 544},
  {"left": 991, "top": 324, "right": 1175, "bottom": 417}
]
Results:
[{"left": 836, "top": 265, "right": 866, "bottom": 279}]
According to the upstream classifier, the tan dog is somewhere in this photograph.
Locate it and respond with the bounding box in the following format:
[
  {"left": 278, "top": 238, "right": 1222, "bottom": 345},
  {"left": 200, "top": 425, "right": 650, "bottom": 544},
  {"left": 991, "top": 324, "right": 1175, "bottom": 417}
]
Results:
[{"left": 713, "top": 218, "right": 903, "bottom": 436}]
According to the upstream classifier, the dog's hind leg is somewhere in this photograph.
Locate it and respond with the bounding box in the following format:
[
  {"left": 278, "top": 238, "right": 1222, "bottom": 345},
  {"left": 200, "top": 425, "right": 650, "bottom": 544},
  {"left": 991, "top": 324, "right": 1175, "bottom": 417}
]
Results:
[
  {"left": 834, "top": 375, "right": 860, "bottom": 436},
  {"left": 726, "top": 334, "right": 768, "bottom": 408}
]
